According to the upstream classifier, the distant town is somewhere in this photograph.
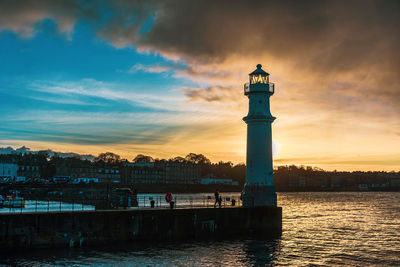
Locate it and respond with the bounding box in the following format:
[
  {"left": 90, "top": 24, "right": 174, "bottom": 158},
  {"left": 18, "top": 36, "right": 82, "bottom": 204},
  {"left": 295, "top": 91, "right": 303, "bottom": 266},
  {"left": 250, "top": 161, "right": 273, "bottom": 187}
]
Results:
[{"left": 0, "top": 146, "right": 399, "bottom": 192}]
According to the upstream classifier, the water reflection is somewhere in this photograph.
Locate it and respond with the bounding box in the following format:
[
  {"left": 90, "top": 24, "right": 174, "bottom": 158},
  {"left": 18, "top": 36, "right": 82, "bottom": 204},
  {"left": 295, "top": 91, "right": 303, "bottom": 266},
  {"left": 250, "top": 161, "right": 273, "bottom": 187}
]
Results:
[{"left": 240, "top": 239, "right": 281, "bottom": 266}]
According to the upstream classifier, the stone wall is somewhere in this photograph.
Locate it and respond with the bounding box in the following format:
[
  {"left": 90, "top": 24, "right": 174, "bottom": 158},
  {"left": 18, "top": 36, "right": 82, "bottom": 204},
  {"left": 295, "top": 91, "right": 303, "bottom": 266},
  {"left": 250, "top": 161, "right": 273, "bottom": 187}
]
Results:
[{"left": 0, "top": 207, "right": 282, "bottom": 250}]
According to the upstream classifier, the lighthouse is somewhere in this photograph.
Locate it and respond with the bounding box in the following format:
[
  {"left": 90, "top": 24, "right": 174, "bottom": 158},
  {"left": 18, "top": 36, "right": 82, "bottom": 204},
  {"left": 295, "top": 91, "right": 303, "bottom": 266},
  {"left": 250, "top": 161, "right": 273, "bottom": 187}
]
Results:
[{"left": 242, "top": 64, "right": 277, "bottom": 207}]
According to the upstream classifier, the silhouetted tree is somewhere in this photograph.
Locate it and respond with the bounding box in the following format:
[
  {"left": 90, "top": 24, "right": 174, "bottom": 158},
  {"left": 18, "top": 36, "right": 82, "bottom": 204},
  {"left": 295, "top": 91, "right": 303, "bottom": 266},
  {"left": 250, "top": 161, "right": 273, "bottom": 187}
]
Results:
[
  {"left": 170, "top": 156, "right": 186, "bottom": 163},
  {"left": 133, "top": 154, "right": 154, "bottom": 163},
  {"left": 185, "top": 153, "right": 211, "bottom": 165},
  {"left": 185, "top": 153, "right": 212, "bottom": 176},
  {"left": 97, "top": 152, "right": 121, "bottom": 164}
]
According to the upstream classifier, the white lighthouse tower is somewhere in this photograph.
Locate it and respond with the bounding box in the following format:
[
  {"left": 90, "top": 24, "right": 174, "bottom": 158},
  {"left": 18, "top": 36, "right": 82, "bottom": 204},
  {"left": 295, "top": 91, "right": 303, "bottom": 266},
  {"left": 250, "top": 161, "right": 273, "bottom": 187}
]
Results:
[{"left": 242, "top": 64, "right": 277, "bottom": 207}]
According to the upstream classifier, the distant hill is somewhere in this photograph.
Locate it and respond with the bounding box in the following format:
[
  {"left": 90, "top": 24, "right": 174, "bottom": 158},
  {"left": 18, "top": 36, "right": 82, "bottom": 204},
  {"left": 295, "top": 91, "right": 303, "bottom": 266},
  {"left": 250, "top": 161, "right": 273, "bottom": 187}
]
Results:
[{"left": 0, "top": 146, "right": 97, "bottom": 161}]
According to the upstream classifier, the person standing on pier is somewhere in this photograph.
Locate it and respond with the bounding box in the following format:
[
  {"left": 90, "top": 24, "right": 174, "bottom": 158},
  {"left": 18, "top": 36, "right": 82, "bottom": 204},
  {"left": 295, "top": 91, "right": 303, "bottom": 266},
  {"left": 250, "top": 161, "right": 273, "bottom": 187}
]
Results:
[{"left": 214, "top": 189, "right": 220, "bottom": 208}]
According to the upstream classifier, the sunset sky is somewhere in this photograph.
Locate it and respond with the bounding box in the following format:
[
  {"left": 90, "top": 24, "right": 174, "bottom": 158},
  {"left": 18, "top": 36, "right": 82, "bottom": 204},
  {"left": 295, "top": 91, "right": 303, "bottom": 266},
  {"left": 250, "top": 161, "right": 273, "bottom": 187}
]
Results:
[{"left": 0, "top": 0, "right": 399, "bottom": 171}]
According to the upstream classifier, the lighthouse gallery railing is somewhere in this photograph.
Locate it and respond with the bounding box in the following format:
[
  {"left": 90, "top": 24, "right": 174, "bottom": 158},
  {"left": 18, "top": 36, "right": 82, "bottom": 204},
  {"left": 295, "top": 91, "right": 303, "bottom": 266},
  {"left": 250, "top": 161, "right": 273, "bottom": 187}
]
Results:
[{"left": 244, "top": 82, "right": 274, "bottom": 94}]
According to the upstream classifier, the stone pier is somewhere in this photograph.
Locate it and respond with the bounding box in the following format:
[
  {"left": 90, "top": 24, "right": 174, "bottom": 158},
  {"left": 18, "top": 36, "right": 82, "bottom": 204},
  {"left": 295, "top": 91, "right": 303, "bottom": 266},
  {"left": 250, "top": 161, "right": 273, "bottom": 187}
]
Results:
[{"left": 0, "top": 207, "right": 282, "bottom": 250}]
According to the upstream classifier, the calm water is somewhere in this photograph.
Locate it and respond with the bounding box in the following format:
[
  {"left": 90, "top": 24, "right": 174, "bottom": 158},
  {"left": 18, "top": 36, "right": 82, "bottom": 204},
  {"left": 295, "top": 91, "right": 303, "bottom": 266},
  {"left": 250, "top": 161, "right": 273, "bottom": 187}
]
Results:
[{"left": 1, "top": 192, "right": 399, "bottom": 266}]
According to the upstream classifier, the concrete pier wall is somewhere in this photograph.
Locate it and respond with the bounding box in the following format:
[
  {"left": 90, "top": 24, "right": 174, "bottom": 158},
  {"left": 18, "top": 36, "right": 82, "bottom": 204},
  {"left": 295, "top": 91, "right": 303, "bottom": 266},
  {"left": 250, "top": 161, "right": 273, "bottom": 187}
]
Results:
[{"left": 0, "top": 207, "right": 282, "bottom": 250}]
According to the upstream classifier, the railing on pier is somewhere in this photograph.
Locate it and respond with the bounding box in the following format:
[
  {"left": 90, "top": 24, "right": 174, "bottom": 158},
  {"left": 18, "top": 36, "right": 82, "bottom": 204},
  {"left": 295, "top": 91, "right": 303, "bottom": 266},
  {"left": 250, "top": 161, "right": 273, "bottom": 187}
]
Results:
[
  {"left": 138, "top": 195, "right": 242, "bottom": 209},
  {"left": 0, "top": 198, "right": 95, "bottom": 214},
  {"left": 0, "top": 195, "right": 242, "bottom": 214}
]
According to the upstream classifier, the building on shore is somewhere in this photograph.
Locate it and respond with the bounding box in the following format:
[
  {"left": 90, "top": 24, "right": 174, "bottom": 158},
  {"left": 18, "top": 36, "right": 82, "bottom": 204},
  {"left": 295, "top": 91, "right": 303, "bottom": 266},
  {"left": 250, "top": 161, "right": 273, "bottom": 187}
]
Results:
[
  {"left": 165, "top": 161, "right": 201, "bottom": 184},
  {"left": 0, "top": 163, "right": 18, "bottom": 180},
  {"left": 121, "top": 160, "right": 200, "bottom": 185},
  {"left": 123, "top": 161, "right": 165, "bottom": 184},
  {"left": 70, "top": 165, "right": 120, "bottom": 184},
  {"left": 17, "top": 164, "right": 40, "bottom": 179},
  {"left": 54, "top": 160, "right": 121, "bottom": 184}
]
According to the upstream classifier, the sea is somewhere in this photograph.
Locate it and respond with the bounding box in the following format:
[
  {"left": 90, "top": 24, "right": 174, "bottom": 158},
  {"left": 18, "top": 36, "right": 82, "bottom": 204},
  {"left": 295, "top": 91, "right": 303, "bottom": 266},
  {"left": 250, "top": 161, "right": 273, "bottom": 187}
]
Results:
[{"left": 1, "top": 192, "right": 399, "bottom": 266}]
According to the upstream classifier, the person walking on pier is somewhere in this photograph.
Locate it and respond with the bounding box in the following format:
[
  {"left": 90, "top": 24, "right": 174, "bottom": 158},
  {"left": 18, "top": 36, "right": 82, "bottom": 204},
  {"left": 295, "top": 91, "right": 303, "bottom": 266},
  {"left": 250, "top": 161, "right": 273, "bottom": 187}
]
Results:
[
  {"left": 214, "top": 189, "right": 220, "bottom": 208},
  {"left": 166, "top": 192, "right": 175, "bottom": 209}
]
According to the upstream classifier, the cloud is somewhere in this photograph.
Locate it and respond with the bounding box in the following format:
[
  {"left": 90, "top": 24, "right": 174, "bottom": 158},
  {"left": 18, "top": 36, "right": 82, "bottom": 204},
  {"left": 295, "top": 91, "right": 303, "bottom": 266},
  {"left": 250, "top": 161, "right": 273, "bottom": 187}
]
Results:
[
  {"left": 28, "top": 95, "right": 104, "bottom": 106},
  {"left": 100, "top": 1, "right": 400, "bottom": 107},
  {"left": 128, "top": 62, "right": 232, "bottom": 84},
  {"left": 0, "top": 110, "right": 189, "bottom": 146},
  {"left": 29, "top": 79, "right": 195, "bottom": 113},
  {"left": 0, "top": 0, "right": 96, "bottom": 38},
  {"left": 3, "top": 1, "right": 398, "bottom": 110},
  {"left": 99, "top": 1, "right": 399, "bottom": 68},
  {"left": 128, "top": 63, "right": 172, "bottom": 74},
  {"left": 183, "top": 85, "right": 240, "bottom": 103},
  {"left": 1, "top": 77, "right": 237, "bottom": 147}
]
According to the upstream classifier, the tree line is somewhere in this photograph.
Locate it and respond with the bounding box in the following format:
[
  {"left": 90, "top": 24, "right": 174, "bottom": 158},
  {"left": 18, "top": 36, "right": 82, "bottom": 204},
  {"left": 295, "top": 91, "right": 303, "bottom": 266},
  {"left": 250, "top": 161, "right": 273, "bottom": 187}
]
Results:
[{"left": 1, "top": 152, "right": 399, "bottom": 188}]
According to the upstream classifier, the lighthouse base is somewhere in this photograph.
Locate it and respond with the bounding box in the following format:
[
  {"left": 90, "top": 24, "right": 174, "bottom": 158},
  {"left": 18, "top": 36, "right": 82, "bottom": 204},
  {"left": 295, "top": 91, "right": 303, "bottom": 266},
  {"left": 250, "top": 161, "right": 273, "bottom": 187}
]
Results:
[{"left": 242, "top": 184, "right": 277, "bottom": 207}]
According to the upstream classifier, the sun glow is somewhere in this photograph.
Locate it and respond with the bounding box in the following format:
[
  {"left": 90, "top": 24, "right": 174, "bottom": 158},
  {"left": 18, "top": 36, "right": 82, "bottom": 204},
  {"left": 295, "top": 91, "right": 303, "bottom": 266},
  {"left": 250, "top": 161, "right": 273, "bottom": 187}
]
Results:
[{"left": 272, "top": 140, "right": 280, "bottom": 156}]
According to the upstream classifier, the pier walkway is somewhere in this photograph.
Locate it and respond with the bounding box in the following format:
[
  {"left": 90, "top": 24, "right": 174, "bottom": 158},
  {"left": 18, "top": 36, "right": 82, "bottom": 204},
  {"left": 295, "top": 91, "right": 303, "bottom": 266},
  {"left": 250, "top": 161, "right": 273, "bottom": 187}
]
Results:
[{"left": 0, "top": 194, "right": 242, "bottom": 214}]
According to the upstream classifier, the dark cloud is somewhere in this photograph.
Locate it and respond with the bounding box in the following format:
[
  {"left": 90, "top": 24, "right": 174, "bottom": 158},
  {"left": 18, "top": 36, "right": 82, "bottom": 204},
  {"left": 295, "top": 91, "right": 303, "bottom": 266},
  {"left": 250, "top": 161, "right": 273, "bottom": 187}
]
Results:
[
  {"left": 97, "top": 0, "right": 400, "bottom": 110},
  {"left": 0, "top": 0, "right": 97, "bottom": 37},
  {"left": 3, "top": 1, "right": 399, "bottom": 80},
  {"left": 1, "top": 0, "right": 399, "bottom": 110},
  {"left": 99, "top": 1, "right": 400, "bottom": 71}
]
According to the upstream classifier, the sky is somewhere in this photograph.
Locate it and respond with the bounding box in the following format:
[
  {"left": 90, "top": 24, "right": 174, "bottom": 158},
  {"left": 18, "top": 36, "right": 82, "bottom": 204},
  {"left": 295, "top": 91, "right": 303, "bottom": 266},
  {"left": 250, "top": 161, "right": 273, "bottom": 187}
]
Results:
[{"left": 0, "top": 0, "right": 399, "bottom": 171}]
